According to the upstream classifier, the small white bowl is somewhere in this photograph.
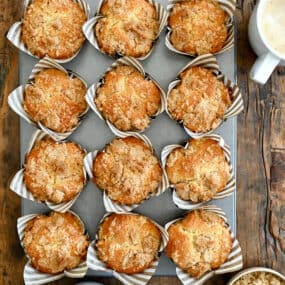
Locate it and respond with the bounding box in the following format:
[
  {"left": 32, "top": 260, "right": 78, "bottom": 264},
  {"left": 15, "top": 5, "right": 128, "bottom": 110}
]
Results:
[{"left": 227, "top": 267, "right": 285, "bottom": 285}]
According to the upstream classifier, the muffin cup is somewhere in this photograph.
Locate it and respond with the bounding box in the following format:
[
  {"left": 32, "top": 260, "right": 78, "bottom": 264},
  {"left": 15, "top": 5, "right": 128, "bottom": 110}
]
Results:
[
  {"left": 165, "top": 205, "right": 243, "bottom": 285},
  {"left": 161, "top": 133, "right": 235, "bottom": 210},
  {"left": 8, "top": 57, "right": 90, "bottom": 141},
  {"left": 17, "top": 210, "right": 88, "bottom": 285},
  {"left": 84, "top": 132, "right": 168, "bottom": 212},
  {"left": 82, "top": 0, "right": 168, "bottom": 60},
  {"left": 166, "top": 54, "right": 244, "bottom": 138},
  {"left": 85, "top": 56, "right": 166, "bottom": 136},
  {"left": 6, "top": 0, "right": 90, "bottom": 63},
  {"left": 10, "top": 130, "right": 87, "bottom": 213},
  {"left": 165, "top": 0, "right": 236, "bottom": 57},
  {"left": 87, "top": 212, "right": 169, "bottom": 285}
]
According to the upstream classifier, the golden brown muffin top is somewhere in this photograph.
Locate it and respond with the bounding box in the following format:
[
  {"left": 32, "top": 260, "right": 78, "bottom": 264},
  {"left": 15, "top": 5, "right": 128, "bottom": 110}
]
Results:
[
  {"left": 24, "top": 138, "right": 85, "bottom": 204},
  {"left": 23, "top": 212, "right": 89, "bottom": 274},
  {"left": 166, "top": 210, "right": 232, "bottom": 278},
  {"left": 168, "top": 0, "right": 228, "bottom": 55},
  {"left": 95, "top": 65, "right": 161, "bottom": 132},
  {"left": 167, "top": 66, "right": 232, "bottom": 133},
  {"left": 23, "top": 68, "right": 87, "bottom": 133},
  {"left": 166, "top": 138, "right": 230, "bottom": 202},
  {"left": 95, "top": 0, "right": 159, "bottom": 57},
  {"left": 21, "top": 0, "right": 87, "bottom": 59},
  {"left": 96, "top": 213, "right": 161, "bottom": 273},
  {"left": 93, "top": 136, "right": 162, "bottom": 205}
]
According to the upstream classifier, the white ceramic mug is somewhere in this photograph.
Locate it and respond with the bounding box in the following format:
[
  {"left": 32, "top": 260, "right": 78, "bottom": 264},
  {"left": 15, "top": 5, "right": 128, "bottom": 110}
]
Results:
[{"left": 248, "top": 0, "right": 285, "bottom": 85}]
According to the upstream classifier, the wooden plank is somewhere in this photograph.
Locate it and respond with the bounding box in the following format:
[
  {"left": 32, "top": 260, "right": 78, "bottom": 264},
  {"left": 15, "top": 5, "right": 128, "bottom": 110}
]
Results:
[{"left": 236, "top": 0, "right": 285, "bottom": 273}]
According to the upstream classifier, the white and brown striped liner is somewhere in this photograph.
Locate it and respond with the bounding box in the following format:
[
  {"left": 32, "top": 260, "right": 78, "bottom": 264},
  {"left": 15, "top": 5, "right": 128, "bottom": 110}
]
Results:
[
  {"left": 8, "top": 57, "right": 89, "bottom": 141},
  {"left": 165, "top": 205, "right": 243, "bottom": 285},
  {"left": 85, "top": 56, "right": 166, "bottom": 137},
  {"left": 6, "top": 0, "right": 90, "bottom": 63},
  {"left": 17, "top": 211, "right": 88, "bottom": 285},
  {"left": 166, "top": 54, "right": 244, "bottom": 139},
  {"left": 84, "top": 132, "right": 168, "bottom": 213},
  {"left": 165, "top": 0, "right": 236, "bottom": 57},
  {"left": 87, "top": 212, "right": 169, "bottom": 285},
  {"left": 10, "top": 130, "right": 87, "bottom": 213},
  {"left": 161, "top": 133, "right": 235, "bottom": 210},
  {"left": 82, "top": 0, "right": 168, "bottom": 60}
]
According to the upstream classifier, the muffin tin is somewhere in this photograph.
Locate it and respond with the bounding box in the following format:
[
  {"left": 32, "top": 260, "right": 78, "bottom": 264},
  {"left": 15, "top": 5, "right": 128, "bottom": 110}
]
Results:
[{"left": 16, "top": 0, "right": 241, "bottom": 280}]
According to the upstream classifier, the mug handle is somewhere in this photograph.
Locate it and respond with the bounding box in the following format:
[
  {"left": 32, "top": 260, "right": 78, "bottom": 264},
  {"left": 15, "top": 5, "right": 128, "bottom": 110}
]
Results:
[{"left": 250, "top": 52, "right": 280, "bottom": 84}]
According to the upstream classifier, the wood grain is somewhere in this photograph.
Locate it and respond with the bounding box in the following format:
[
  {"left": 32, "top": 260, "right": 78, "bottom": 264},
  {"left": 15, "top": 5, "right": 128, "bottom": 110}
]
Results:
[{"left": 1, "top": 0, "right": 285, "bottom": 284}]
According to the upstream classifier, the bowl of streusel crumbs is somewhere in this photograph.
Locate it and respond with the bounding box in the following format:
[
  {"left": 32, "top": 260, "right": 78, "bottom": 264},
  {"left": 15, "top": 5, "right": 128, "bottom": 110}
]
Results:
[{"left": 228, "top": 267, "right": 285, "bottom": 285}]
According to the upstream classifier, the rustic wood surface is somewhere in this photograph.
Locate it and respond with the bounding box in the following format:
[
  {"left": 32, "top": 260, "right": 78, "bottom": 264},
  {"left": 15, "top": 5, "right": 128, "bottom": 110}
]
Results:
[{"left": 1, "top": 0, "right": 285, "bottom": 284}]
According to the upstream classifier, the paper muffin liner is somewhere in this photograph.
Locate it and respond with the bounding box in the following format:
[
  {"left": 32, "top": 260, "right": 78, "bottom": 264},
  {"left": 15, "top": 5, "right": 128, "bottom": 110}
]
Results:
[
  {"left": 6, "top": 0, "right": 90, "bottom": 63},
  {"left": 10, "top": 130, "right": 87, "bottom": 213},
  {"left": 166, "top": 54, "right": 244, "bottom": 138},
  {"left": 87, "top": 212, "right": 169, "bottom": 285},
  {"left": 84, "top": 132, "right": 168, "bottom": 212},
  {"left": 85, "top": 56, "right": 166, "bottom": 136},
  {"left": 165, "top": 0, "right": 236, "bottom": 57},
  {"left": 8, "top": 57, "right": 90, "bottom": 141},
  {"left": 17, "top": 210, "right": 88, "bottom": 285},
  {"left": 161, "top": 133, "right": 235, "bottom": 210},
  {"left": 165, "top": 205, "right": 243, "bottom": 285},
  {"left": 82, "top": 0, "right": 168, "bottom": 60}
]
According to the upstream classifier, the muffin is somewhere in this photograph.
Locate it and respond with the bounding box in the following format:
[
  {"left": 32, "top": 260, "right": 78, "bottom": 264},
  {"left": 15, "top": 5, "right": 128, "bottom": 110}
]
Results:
[
  {"left": 168, "top": 0, "right": 228, "bottom": 55},
  {"left": 95, "top": 65, "right": 161, "bottom": 132},
  {"left": 167, "top": 66, "right": 232, "bottom": 133},
  {"left": 95, "top": 0, "right": 159, "bottom": 57},
  {"left": 93, "top": 136, "right": 162, "bottom": 205},
  {"left": 166, "top": 210, "right": 232, "bottom": 278},
  {"left": 24, "top": 137, "right": 85, "bottom": 204},
  {"left": 23, "top": 211, "right": 89, "bottom": 274},
  {"left": 23, "top": 68, "right": 87, "bottom": 133},
  {"left": 166, "top": 138, "right": 230, "bottom": 202},
  {"left": 96, "top": 213, "right": 162, "bottom": 273},
  {"left": 22, "top": 0, "right": 87, "bottom": 59}
]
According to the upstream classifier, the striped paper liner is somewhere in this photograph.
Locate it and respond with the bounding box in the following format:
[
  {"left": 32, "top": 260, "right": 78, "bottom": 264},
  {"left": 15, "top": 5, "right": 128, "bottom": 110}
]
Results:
[
  {"left": 82, "top": 0, "right": 168, "bottom": 60},
  {"left": 6, "top": 0, "right": 90, "bottom": 63},
  {"left": 85, "top": 56, "right": 166, "bottom": 137},
  {"left": 84, "top": 132, "right": 168, "bottom": 212},
  {"left": 8, "top": 57, "right": 89, "bottom": 141},
  {"left": 10, "top": 130, "right": 87, "bottom": 213},
  {"left": 161, "top": 133, "right": 235, "bottom": 210},
  {"left": 166, "top": 54, "right": 244, "bottom": 138},
  {"left": 87, "top": 212, "right": 169, "bottom": 285},
  {"left": 17, "top": 210, "right": 89, "bottom": 285},
  {"left": 165, "top": 0, "right": 236, "bottom": 57},
  {"left": 164, "top": 205, "right": 243, "bottom": 285}
]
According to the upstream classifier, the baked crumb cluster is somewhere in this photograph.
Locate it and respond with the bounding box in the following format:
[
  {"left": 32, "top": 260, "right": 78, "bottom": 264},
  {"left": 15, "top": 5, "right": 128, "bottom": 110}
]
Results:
[
  {"left": 234, "top": 272, "right": 285, "bottom": 285},
  {"left": 96, "top": 213, "right": 161, "bottom": 273},
  {"left": 95, "top": 0, "right": 159, "bottom": 57},
  {"left": 95, "top": 65, "right": 161, "bottom": 132},
  {"left": 24, "top": 68, "right": 87, "bottom": 133},
  {"left": 166, "top": 210, "right": 232, "bottom": 278},
  {"left": 93, "top": 136, "right": 162, "bottom": 205},
  {"left": 168, "top": 0, "right": 228, "bottom": 55},
  {"left": 23, "top": 212, "right": 89, "bottom": 274},
  {"left": 22, "top": 0, "right": 87, "bottom": 59},
  {"left": 166, "top": 138, "right": 230, "bottom": 202},
  {"left": 167, "top": 66, "right": 232, "bottom": 133},
  {"left": 24, "top": 138, "right": 85, "bottom": 204}
]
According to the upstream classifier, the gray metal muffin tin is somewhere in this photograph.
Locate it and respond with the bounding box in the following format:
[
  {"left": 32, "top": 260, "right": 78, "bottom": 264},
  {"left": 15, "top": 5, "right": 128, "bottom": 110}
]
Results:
[{"left": 19, "top": 0, "right": 237, "bottom": 276}]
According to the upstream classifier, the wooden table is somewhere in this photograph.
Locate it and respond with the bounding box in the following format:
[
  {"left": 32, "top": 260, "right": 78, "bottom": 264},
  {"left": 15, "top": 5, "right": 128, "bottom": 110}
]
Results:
[{"left": 1, "top": 0, "right": 285, "bottom": 284}]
